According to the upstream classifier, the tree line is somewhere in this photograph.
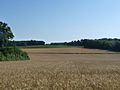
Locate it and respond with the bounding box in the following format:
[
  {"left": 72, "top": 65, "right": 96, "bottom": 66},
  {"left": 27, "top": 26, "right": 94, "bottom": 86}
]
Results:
[
  {"left": 81, "top": 38, "right": 120, "bottom": 51},
  {"left": 51, "top": 40, "right": 82, "bottom": 46},
  {"left": 7, "top": 40, "right": 45, "bottom": 46},
  {"left": 1, "top": 21, "right": 120, "bottom": 52},
  {"left": 50, "top": 38, "right": 120, "bottom": 52}
]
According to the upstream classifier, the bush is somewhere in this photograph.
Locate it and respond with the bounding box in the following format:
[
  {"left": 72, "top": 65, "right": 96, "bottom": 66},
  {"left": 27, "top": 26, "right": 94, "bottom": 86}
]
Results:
[{"left": 0, "top": 47, "right": 30, "bottom": 61}]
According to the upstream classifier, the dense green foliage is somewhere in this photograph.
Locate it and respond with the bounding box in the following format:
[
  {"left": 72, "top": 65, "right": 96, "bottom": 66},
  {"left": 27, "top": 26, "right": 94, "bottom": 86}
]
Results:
[
  {"left": 81, "top": 38, "right": 120, "bottom": 51},
  {"left": 0, "top": 22, "right": 14, "bottom": 47},
  {"left": 0, "top": 47, "right": 30, "bottom": 61},
  {"left": 8, "top": 40, "right": 45, "bottom": 46},
  {"left": 51, "top": 40, "right": 82, "bottom": 46},
  {"left": 0, "top": 21, "right": 30, "bottom": 61},
  {"left": 50, "top": 38, "right": 120, "bottom": 52}
]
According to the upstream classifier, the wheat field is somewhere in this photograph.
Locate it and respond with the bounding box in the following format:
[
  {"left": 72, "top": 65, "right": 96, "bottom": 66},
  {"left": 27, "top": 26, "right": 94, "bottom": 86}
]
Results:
[{"left": 0, "top": 48, "right": 120, "bottom": 90}]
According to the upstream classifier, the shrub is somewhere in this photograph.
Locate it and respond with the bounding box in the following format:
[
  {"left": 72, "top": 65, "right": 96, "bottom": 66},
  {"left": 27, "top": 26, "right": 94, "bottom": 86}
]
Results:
[{"left": 0, "top": 47, "right": 30, "bottom": 61}]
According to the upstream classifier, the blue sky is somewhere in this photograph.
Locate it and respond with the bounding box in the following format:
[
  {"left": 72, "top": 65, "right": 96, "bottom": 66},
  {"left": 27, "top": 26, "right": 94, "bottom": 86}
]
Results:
[{"left": 0, "top": 0, "right": 120, "bottom": 43}]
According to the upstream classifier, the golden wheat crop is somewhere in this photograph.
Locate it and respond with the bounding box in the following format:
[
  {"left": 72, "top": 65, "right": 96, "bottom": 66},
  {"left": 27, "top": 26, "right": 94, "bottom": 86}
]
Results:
[{"left": 0, "top": 48, "right": 120, "bottom": 90}]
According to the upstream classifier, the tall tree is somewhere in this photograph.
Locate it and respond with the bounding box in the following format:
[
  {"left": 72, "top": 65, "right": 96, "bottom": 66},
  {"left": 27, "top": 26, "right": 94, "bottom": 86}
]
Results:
[{"left": 0, "top": 21, "right": 14, "bottom": 47}]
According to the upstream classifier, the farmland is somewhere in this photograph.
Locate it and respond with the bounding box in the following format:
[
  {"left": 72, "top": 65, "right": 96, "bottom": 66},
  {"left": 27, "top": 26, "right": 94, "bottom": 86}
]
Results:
[{"left": 0, "top": 48, "right": 120, "bottom": 89}]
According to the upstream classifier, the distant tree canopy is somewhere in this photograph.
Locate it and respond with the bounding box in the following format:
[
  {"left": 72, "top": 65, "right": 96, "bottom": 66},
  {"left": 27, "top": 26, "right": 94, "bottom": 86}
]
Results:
[
  {"left": 81, "top": 38, "right": 120, "bottom": 51},
  {"left": 8, "top": 40, "right": 45, "bottom": 46},
  {"left": 51, "top": 40, "right": 82, "bottom": 46},
  {"left": 50, "top": 38, "right": 120, "bottom": 52},
  {"left": 0, "top": 21, "right": 14, "bottom": 47}
]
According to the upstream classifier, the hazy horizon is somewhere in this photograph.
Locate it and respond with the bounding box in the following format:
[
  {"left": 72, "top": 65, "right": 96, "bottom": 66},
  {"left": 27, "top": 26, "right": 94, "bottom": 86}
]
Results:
[{"left": 0, "top": 0, "right": 120, "bottom": 43}]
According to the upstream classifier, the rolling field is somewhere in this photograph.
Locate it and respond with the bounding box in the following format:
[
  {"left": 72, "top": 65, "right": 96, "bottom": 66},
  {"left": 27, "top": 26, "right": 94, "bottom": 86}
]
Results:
[{"left": 0, "top": 48, "right": 120, "bottom": 90}]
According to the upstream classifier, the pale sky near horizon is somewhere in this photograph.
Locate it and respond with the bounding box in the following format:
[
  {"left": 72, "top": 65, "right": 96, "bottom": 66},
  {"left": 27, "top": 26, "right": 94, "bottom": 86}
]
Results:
[{"left": 0, "top": 0, "right": 120, "bottom": 43}]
